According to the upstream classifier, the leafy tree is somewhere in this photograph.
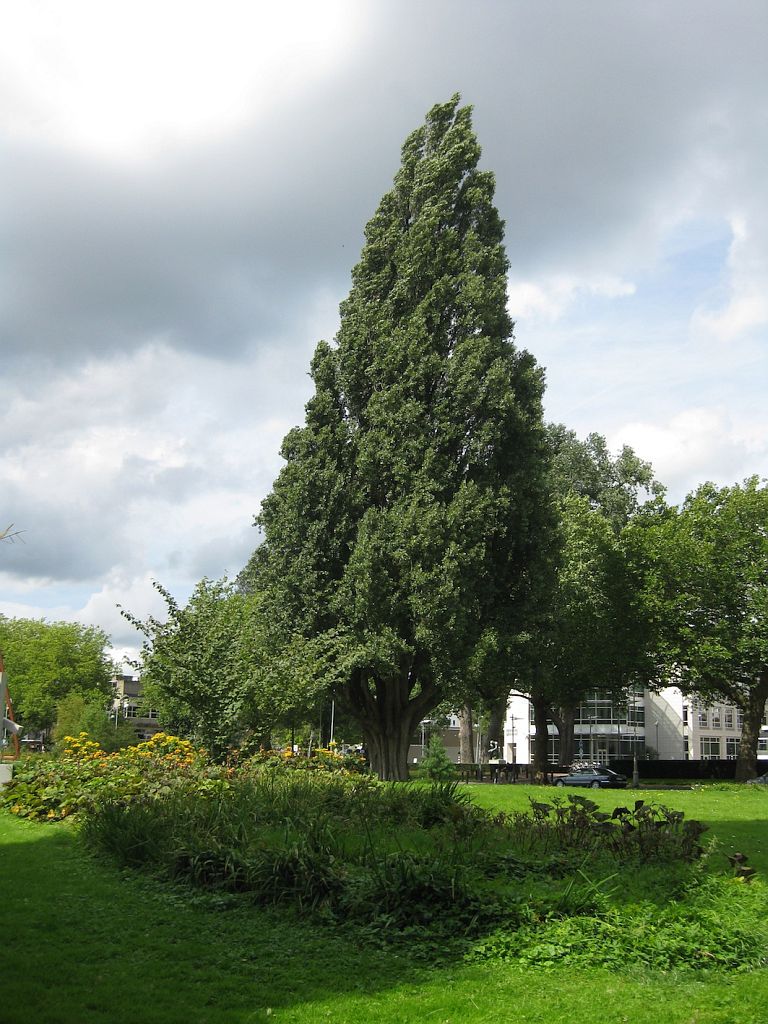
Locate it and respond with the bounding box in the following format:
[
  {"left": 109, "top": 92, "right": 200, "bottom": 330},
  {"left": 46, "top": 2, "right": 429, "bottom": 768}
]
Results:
[
  {"left": 244, "top": 96, "right": 552, "bottom": 780},
  {"left": 0, "top": 617, "right": 113, "bottom": 734},
  {"left": 53, "top": 691, "right": 137, "bottom": 752},
  {"left": 525, "top": 428, "right": 662, "bottom": 771},
  {"left": 630, "top": 477, "right": 768, "bottom": 781},
  {"left": 124, "top": 579, "right": 327, "bottom": 757}
]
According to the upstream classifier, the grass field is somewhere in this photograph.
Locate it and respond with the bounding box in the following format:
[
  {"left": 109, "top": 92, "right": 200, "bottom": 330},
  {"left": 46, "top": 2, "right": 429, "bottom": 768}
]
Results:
[{"left": 2, "top": 783, "right": 767, "bottom": 1024}]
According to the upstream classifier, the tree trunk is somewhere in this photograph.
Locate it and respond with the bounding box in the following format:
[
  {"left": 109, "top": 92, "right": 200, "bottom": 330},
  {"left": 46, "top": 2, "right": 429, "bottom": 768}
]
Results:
[
  {"left": 531, "top": 693, "right": 551, "bottom": 777},
  {"left": 458, "top": 704, "right": 474, "bottom": 763},
  {"left": 364, "top": 720, "right": 414, "bottom": 781},
  {"left": 735, "top": 673, "right": 768, "bottom": 782},
  {"left": 553, "top": 704, "right": 576, "bottom": 767},
  {"left": 345, "top": 668, "right": 439, "bottom": 781},
  {"left": 483, "top": 695, "right": 507, "bottom": 761}
]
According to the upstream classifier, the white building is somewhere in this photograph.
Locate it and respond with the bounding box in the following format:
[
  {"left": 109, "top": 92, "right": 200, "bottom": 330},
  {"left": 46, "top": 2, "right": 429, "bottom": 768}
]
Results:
[
  {"left": 504, "top": 687, "right": 768, "bottom": 765},
  {"left": 111, "top": 675, "right": 162, "bottom": 741}
]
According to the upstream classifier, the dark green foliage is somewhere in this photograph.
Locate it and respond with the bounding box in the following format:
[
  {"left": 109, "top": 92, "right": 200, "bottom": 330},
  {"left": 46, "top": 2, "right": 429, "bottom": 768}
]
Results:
[
  {"left": 420, "top": 733, "right": 457, "bottom": 781},
  {"left": 245, "top": 96, "right": 551, "bottom": 779},
  {"left": 524, "top": 430, "right": 664, "bottom": 769},
  {"left": 547, "top": 426, "right": 663, "bottom": 535},
  {"left": 628, "top": 477, "right": 768, "bottom": 779}
]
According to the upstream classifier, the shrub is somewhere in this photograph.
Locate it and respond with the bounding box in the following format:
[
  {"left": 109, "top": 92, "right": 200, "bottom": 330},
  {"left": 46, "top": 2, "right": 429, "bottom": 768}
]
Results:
[
  {"left": 0, "top": 732, "right": 213, "bottom": 820},
  {"left": 420, "top": 735, "right": 456, "bottom": 781}
]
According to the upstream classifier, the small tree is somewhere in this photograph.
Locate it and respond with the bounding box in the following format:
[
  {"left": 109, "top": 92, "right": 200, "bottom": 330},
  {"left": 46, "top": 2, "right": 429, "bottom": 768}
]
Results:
[
  {"left": 421, "top": 733, "right": 456, "bottom": 781},
  {"left": 124, "top": 579, "right": 327, "bottom": 757}
]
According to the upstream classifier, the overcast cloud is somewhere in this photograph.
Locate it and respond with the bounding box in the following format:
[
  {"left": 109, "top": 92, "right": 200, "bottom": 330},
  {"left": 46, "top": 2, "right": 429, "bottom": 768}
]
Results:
[{"left": 1, "top": 0, "right": 766, "bottom": 663}]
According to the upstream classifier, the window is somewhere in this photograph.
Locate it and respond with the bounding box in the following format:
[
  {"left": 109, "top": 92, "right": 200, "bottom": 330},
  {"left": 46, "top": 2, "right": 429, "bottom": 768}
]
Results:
[
  {"left": 758, "top": 738, "right": 768, "bottom": 754},
  {"left": 711, "top": 708, "right": 721, "bottom": 728},
  {"left": 700, "top": 736, "right": 721, "bottom": 760},
  {"left": 125, "top": 704, "right": 139, "bottom": 719},
  {"left": 697, "top": 708, "right": 709, "bottom": 728},
  {"left": 724, "top": 708, "right": 734, "bottom": 729},
  {"left": 626, "top": 704, "right": 645, "bottom": 726},
  {"left": 737, "top": 710, "right": 744, "bottom": 730},
  {"left": 726, "top": 738, "right": 740, "bottom": 760},
  {"left": 147, "top": 708, "right": 160, "bottom": 720},
  {"left": 682, "top": 706, "right": 689, "bottom": 725}
]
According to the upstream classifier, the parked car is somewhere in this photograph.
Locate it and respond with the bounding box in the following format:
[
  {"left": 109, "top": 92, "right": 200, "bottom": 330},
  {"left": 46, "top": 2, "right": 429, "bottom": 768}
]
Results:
[
  {"left": 746, "top": 771, "right": 768, "bottom": 785},
  {"left": 555, "top": 766, "right": 627, "bottom": 789}
]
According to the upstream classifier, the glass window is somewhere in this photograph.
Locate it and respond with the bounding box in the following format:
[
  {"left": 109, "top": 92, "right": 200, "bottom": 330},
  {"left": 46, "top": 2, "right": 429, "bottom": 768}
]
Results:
[
  {"left": 724, "top": 708, "right": 734, "bottom": 729},
  {"left": 682, "top": 706, "right": 689, "bottom": 725},
  {"left": 737, "top": 710, "right": 744, "bottom": 730},
  {"left": 697, "top": 708, "right": 709, "bottom": 728},
  {"left": 711, "top": 708, "right": 721, "bottom": 728},
  {"left": 700, "top": 736, "right": 720, "bottom": 760},
  {"left": 726, "top": 738, "right": 740, "bottom": 760}
]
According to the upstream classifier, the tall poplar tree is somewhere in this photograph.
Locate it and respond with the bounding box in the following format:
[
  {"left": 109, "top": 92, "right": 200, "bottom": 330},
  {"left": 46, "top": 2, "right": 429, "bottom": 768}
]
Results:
[{"left": 247, "top": 97, "right": 551, "bottom": 779}]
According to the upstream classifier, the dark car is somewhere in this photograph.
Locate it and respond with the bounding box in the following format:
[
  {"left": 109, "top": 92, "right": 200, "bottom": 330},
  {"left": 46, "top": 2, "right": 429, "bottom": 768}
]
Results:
[
  {"left": 555, "top": 766, "right": 627, "bottom": 789},
  {"left": 746, "top": 771, "right": 768, "bottom": 785}
]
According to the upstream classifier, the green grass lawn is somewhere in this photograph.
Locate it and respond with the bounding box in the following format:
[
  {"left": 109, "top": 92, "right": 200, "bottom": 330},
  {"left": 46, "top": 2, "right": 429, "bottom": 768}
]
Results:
[{"left": 2, "top": 784, "right": 768, "bottom": 1024}]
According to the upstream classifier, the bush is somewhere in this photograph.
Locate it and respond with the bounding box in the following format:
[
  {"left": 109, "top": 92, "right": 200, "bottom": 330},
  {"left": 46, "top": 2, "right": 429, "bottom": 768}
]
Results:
[
  {"left": 420, "top": 735, "right": 456, "bottom": 781},
  {"left": 1, "top": 732, "right": 212, "bottom": 820}
]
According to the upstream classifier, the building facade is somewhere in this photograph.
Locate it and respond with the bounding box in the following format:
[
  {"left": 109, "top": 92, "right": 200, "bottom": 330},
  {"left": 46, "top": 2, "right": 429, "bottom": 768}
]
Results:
[
  {"left": 111, "top": 675, "right": 163, "bottom": 741},
  {"left": 504, "top": 687, "right": 768, "bottom": 765}
]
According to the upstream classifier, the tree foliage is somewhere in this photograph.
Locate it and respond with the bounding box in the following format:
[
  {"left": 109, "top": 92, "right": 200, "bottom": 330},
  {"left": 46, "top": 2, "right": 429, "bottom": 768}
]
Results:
[
  {"left": 548, "top": 426, "right": 663, "bottom": 535},
  {"left": 243, "top": 96, "right": 552, "bottom": 779},
  {"left": 52, "top": 691, "right": 138, "bottom": 752},
  {"left": 124, "top": 579, "right": 327, "bottom": 757},
  {"left": 0, "top": 616, "right": 113, "bottom": 733},
  {"left": 522, "top": 428, "right": 662, "bottom": 769},
  {"left": 629, "top": 476, "right": 768, "bottom": 780}
]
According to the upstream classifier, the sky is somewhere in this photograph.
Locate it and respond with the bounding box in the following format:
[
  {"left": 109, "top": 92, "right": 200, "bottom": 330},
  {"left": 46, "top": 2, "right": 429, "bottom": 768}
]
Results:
[{"left": 1, "top": 0, "right": 766, "bottom": 667}]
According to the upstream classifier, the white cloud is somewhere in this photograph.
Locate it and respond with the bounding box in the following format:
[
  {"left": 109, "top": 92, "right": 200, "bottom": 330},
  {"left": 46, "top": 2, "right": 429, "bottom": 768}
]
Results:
[
  {"left": 508, "top": 274, "right": 635, "bottom": 324},
  {"left": 610, "top": 407, "right": 768, "bottom": 502},
  {"left": 692, "top": 216, "right": 768, "bottom": 342},
  {"left": 0, "top": 0, "right": 363, "bottom": 161}
]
